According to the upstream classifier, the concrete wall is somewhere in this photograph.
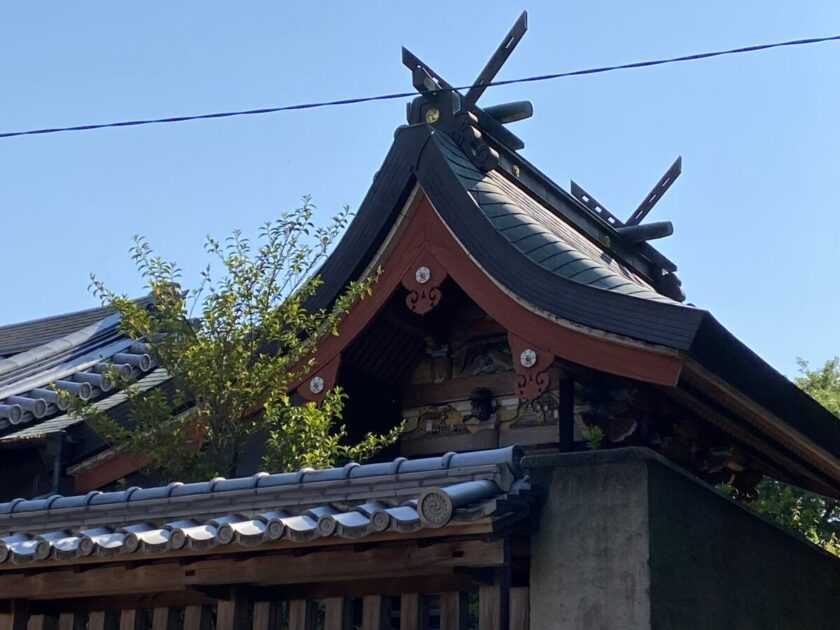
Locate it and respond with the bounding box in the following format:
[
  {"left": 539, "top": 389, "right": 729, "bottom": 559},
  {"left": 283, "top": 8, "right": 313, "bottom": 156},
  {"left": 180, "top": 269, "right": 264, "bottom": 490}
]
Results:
[
  {"left": 525, "top": 448, "right": 840, "bottom": 630},
  {"left": 527, "top": 452, "right": 652, "bottom": 630}
]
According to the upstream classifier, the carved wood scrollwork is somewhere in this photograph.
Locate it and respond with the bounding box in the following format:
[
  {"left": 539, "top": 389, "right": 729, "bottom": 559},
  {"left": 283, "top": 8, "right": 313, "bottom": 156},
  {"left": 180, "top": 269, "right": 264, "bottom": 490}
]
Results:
[
  {"left": 296, "top": 354, "right": 341, "bottom": 404},
  {"left": 507, "top": 332, "right": 553, "bottom": 401},
  {"left": 450, "top": 112, "right": 500, "bottom": 173},
  {"left": 401, "top": 258, "right": 448, "bottom": 316}
]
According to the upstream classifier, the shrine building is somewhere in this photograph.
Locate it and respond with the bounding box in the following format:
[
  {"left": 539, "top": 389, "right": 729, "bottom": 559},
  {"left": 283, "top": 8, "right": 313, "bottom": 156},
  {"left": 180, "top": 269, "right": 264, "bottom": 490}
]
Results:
[{"left": 2, "top": 13, "right": 840, "bottom": 630}]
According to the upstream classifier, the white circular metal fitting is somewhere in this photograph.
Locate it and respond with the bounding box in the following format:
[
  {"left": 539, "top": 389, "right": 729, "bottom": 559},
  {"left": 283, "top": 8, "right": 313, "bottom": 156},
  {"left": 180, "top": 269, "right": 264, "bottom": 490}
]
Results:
[
  {"left": 309, "top": 376, "right": 325, "bottom": 394},
  {"left": 519, "top": 348, "right": 537, "bottom": 368},
  {"left": 415, "top": 266, "right": 431, "bottom": 284}
]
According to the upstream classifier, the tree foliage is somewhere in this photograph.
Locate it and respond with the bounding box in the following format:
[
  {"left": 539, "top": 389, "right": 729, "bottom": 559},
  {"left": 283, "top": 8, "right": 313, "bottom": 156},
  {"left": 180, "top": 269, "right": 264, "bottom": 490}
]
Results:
[
  {"left": 74, "top": 197, "right": 400, "bottom": 482},
  {"left": 794, "top": 357, "right": 840, "bottom": 417},
  {"left": 748, "top": 358, "right": 840, "bottom": 553}
]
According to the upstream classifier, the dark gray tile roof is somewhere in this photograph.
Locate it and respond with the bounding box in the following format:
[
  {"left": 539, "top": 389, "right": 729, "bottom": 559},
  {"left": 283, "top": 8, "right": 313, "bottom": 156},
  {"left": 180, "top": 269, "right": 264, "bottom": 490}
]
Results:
[
  {"left": 0, "top": 311, "right": 157, "bottom": 435},
  {"left": 433, "top": 131, "right": 674, "bottom": 303},
  {"left": 0, "top": 304, "right": 119, "bottom": 358},
  {"left": 0, "top": 446, "right": 528, "bottom": 565},
  {"left": 0, "top": 368, "right": 169, "bottom": 443}
]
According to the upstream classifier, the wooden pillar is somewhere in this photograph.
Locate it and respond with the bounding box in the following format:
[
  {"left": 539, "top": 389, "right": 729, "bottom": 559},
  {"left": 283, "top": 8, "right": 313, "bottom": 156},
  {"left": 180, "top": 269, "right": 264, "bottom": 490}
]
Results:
[
  {"left": 399, "top": 593, "right": 421, "bottom": 630},
  {"left": 118, "top": 610, "right": 137, "bottom": 630},
  {"left": 153, "top": 608, "right": 178, "bottom": 630},
  {"left": 508, "top": 588, "right": 529, "bottom": 630},
  {"left": 362, "top": 595, "right": 386, "bottom": 630},
  {"left": 5, "top": 601, "right": 29, "bottom": 630},
  {"left": 28, "top": 616, "right": 55, "bottom": 630},
  {"left": 183, "top": 606, "right": 210, "bottom": 630},
  {"left": 252, "top": 602, "right": 271, "bottom": 630},
  {"left": 216, "top": 601, "right": 234, "bottom": 630},
  {"left": 57, "top": 614, "right": 74, "bottom": 630},
  {"left": 216, "top": 600, "right": 241, "bottom": 630},
  {"left": 324, "top": 598, "right": 348, "bottom": 630},
  {"left": 219, "top": 588, "right": 253, "bottom": 630},
  {"left": 558, "top": 377, "right": 574, "bottom": 451},
  {"left": 439, "top": 592, "right": 467, "bottom": 630},
  {"left": 183, "top": 607, "right": 201, "bottom": 630},
  {"left": 25, "top": 616, "right": 45, "bottom": 630},
  {"left": 288, "top": 600, "right": 311, "bottom": 630},
  {"left": 151, "top": 609, "right": 167, "bottom": 630},
  {"left": 479, "top": 581, "right": 509, "bottom": 630},
  {"left": 87, "top": 613, "right": 106, "bottom": 630}
]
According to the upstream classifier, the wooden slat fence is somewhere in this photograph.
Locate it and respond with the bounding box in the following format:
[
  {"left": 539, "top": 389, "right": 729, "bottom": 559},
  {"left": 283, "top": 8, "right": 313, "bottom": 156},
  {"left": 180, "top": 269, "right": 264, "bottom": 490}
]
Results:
[{"left": 0, "top": 587, "right": 528, "bottom": 630}]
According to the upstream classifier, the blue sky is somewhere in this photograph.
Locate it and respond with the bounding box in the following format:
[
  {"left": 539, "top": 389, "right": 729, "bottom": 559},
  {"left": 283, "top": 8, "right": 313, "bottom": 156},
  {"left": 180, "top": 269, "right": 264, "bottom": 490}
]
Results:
[{"left": 1, "top": 1, "right": 838, "bottom": 378}]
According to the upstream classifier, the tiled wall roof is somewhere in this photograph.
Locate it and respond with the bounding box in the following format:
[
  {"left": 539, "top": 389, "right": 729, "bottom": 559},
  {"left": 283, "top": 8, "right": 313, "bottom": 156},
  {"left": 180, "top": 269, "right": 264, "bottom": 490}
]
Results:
[{"left": 0, "top": 446, "right": 528, "bottom": 565}]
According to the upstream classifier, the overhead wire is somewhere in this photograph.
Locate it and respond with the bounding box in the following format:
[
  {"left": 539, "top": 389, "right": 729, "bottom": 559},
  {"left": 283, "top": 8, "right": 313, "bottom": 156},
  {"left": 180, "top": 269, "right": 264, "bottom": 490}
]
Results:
[{"left": 1, "top": 33, "right": 838, "bottom": 140}]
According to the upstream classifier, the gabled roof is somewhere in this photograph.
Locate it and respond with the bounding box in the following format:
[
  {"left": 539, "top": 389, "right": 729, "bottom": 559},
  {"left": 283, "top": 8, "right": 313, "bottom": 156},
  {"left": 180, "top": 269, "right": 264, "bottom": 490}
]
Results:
[
  {"left": 312, "top": 124, "right": 704, "bottom": 348},
  {"left": 303, "top": 119, "right": 840, "bottom": 493},
  {"left": 0, "top": 446, "right": 528, "bottom": 566}
]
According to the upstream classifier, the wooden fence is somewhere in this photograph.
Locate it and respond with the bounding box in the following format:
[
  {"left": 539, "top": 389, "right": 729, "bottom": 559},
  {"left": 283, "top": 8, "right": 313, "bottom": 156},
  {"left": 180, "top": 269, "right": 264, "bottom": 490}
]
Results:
[{"left": 1, "top": 587, "right": 528, "bottom": 630}]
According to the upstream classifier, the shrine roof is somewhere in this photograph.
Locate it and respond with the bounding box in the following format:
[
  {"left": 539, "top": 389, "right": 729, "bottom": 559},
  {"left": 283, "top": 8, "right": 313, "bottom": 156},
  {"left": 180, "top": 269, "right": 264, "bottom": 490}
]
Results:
[
  {"left": 433, "top": 131, "right": 673, "bottom": 303},
  {"left": 303, "top": 119, "right": 840, "bottom": 484},
  {"left": 0, "top": 446, "right": 528, "bottom": 566}
]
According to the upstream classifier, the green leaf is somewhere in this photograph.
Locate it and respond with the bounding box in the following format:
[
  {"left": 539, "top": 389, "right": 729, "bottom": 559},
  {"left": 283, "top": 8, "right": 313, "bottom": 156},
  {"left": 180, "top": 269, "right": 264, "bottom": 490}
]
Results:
[{"left": 83, "top": 197, "right": 393, "bottom": 483}]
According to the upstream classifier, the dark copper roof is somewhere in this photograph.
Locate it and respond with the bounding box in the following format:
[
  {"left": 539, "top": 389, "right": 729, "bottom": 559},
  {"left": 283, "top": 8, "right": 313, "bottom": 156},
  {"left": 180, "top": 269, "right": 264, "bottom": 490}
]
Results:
[{"left": 434, "top": 131, "right": 673, "bottom": 302}]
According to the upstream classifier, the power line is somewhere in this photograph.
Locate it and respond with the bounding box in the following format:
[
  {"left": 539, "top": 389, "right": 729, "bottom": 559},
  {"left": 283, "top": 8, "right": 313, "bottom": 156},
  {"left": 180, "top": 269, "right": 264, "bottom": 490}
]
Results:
[{"left": 2, "top": 33, "right": 838, "bottom": 140}]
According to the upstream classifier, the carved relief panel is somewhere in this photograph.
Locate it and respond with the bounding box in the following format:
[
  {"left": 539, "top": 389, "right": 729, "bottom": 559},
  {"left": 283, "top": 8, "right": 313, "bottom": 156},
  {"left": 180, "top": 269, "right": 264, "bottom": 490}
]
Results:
[{"left": 399, "top": 322, "right": 561, "bottom": 456}]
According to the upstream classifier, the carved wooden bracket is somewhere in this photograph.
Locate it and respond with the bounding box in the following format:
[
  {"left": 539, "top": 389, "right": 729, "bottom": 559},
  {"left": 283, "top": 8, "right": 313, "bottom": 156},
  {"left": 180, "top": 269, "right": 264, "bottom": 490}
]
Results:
[
  {"left": 450, "top": 112, "right": 499, "bottom": 173},
  {"left": 402, "top": 257, "right": 448, "bottom": 316},
  {"left": 296, "top": 354, "right": 341, "bottom": 404},
  {"left": 507, "top": 332, "right": 553, "bottom": 401}
]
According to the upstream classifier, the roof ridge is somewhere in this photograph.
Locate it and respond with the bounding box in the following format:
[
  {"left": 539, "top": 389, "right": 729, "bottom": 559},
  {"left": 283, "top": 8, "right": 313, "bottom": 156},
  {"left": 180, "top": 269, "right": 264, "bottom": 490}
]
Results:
[
  {"left": 0, "top": 313, "right": 123, "bottom": 379},
  {"left": 430, "top": 131, "right": 679, "bottom": 304},
  {"left": 0, "top": 303, "right": 115, "bottom": 333},
  {"left": 0, "top": 447, "right": 531, "bottom": 565},
  {"left": 0, "top": 296, "right": 154, "bottom": 360},
  {"left": 0, "top": 448, "right": 526, "bottom": 552}
]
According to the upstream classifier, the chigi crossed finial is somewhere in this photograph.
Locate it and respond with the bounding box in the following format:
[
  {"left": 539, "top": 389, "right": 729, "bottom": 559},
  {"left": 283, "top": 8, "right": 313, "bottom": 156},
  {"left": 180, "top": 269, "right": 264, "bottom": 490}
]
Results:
[
  {"left": 402, "top": 11, "right": 533, "bottom": 171},
  {"left": 401, "top": 11, "right": 681, "bottom": 253},
  {"left": 571, "top": 157, "right": 682, "bottom": 243}
]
